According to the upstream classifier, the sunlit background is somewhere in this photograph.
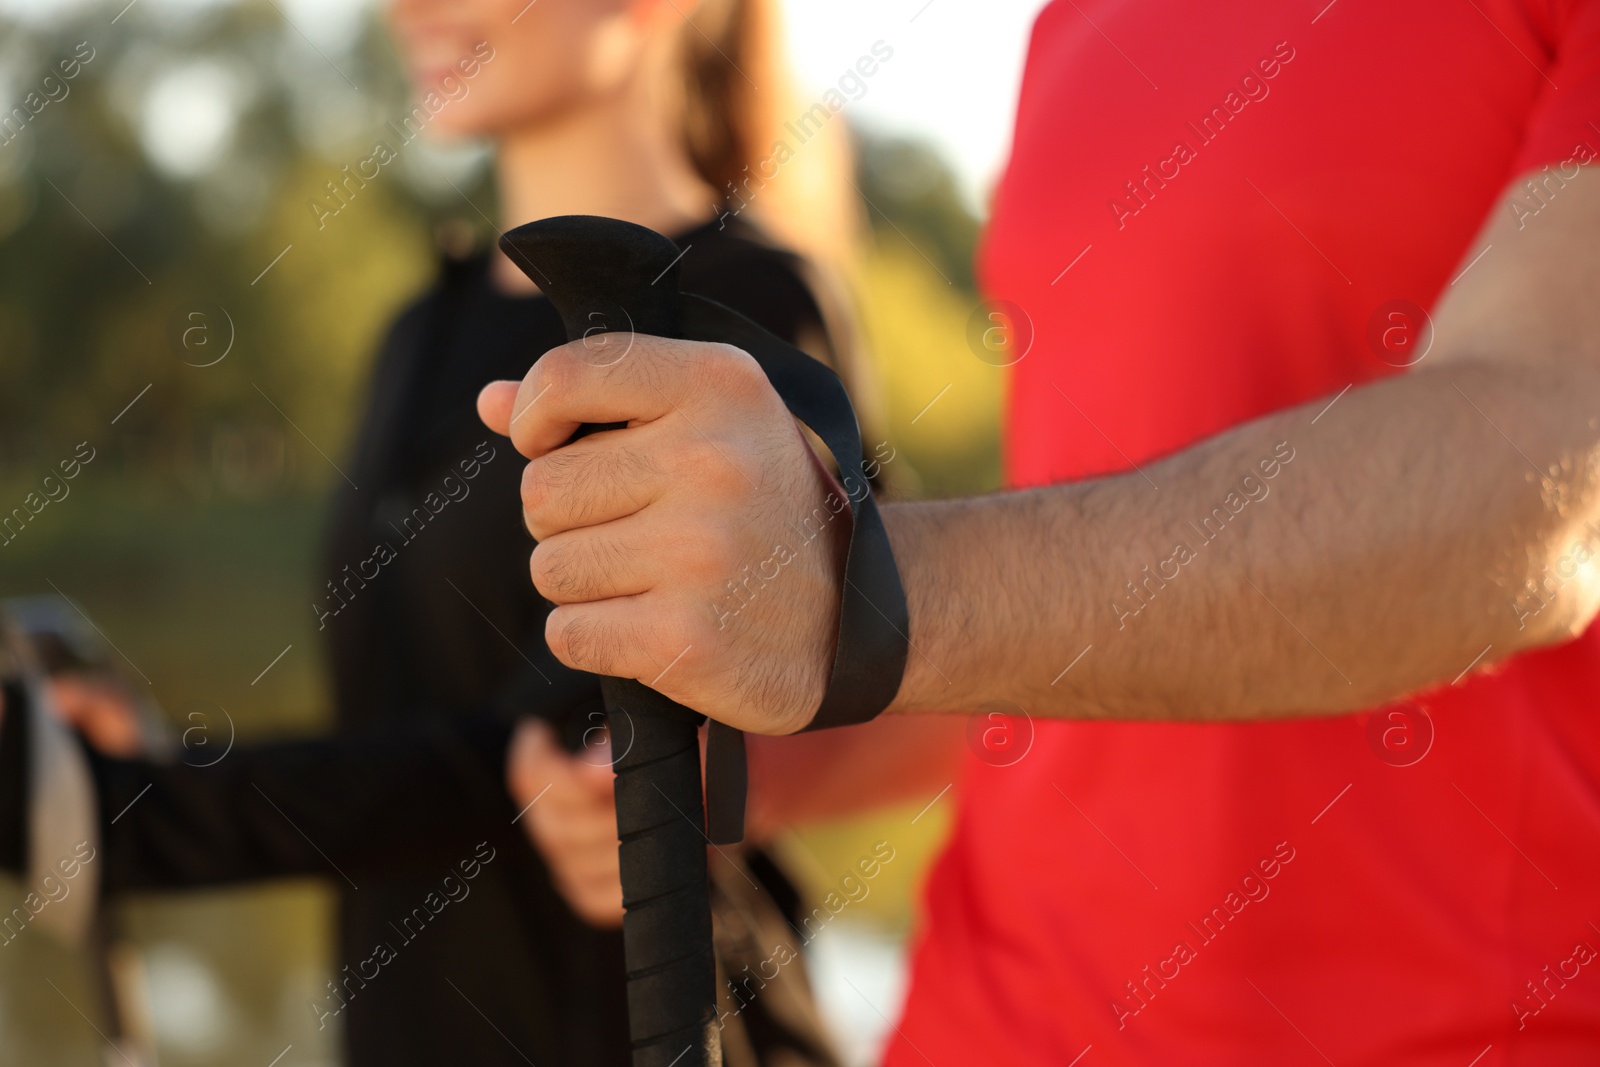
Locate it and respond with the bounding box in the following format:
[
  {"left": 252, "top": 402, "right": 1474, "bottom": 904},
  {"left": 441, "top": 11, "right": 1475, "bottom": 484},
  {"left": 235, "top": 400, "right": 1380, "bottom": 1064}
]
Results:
[{"left": 0, "top": 0, "right": 1042, "bottom": 1063}]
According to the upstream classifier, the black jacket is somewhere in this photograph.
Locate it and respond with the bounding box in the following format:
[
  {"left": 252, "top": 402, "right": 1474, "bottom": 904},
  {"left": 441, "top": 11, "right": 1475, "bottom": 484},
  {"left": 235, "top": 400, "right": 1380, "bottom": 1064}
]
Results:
[{"left": 318, "top": 216, "right": 840, "bottom": 1065}]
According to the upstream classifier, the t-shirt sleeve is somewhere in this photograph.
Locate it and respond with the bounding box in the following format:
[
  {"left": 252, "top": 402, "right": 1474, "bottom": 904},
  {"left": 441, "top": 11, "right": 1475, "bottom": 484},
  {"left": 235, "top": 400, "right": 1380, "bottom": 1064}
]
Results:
[{"left": 1513, "top": 0, "right": 1600, "bottom": 172}]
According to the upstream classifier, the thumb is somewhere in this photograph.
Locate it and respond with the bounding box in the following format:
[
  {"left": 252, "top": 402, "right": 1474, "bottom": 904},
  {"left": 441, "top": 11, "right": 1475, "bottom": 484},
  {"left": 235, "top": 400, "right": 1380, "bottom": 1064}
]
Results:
[
  {"left": 508, "top": 718, "right": 565, "bottom": 801},
  {"left": 477, "top": 380, "right": 518, "bottom": 438}
]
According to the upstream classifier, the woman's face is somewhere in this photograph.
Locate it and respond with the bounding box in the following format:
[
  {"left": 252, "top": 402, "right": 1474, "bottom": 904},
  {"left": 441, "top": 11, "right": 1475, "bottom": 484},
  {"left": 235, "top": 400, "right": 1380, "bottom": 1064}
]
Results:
[{"left": 386, "top": 0, "right": 646, "bottom": 139}]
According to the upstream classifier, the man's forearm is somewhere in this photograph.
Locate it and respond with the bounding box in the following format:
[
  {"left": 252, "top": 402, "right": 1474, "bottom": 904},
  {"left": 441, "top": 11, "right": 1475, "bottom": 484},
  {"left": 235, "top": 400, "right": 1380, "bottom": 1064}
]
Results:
[
  {"left": 885, "top": 359, "right": 1600, "bottom": 721},
  {"left": 477, "top": 169, "right": 1600, "bottom": 735}
]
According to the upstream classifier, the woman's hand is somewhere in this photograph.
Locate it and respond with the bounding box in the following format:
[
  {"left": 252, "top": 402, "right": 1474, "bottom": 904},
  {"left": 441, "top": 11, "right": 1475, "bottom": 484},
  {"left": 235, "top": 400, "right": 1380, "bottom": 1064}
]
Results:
[
  {"left": 48, "top": 674, "right": 144, "bottom": 757},
  {"left": 506, "top": 718, "right": 623, "bottom": 928}
]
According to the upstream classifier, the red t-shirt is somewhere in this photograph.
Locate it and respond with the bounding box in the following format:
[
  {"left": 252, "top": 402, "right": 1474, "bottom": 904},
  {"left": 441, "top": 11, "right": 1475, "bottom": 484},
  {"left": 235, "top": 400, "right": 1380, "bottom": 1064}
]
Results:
[{"left": 889, "top": 1, "right": 1600, "bottom": 1065}]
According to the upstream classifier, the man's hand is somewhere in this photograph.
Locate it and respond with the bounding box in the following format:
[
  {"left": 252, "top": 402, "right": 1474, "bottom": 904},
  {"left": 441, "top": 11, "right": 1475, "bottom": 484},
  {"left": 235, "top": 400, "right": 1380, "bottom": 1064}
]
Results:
[
  {"left": 479, "top": 337, "right": 847, "bottom": 735},
  {"left": 506, "top": 719, "right": 623, "bottom": 927}
]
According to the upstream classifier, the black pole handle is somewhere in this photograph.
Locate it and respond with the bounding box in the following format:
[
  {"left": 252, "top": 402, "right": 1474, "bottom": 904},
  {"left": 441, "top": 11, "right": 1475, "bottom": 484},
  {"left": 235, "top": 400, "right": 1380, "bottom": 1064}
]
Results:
[{"left": 501, "top": 216, "right": 720, "bottom": 1067}]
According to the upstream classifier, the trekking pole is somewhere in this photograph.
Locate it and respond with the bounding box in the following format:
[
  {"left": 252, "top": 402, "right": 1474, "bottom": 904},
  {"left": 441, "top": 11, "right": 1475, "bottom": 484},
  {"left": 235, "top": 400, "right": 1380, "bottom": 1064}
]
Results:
[{"left": 500, "top": 216, "right": 909, "bottom": 1067}]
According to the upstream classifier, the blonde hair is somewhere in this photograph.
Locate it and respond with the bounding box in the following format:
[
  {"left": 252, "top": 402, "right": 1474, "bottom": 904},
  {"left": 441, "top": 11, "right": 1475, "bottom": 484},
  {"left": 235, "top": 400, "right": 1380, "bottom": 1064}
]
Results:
[
  {"left": 677, "top": 0, "right": 861, "bottom": 273},
  {"left": 675, "top": 0, "right": 890, "bottom": 459}
]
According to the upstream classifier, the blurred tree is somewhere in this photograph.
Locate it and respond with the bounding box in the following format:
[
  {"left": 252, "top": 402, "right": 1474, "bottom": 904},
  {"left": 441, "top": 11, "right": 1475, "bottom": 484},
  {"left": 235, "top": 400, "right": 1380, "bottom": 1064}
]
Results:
[
  {"left": 849, "top": 131, "right": 1001, "bottom": 498},
  {"left": 0, "top": 1, "right": 488, "bottom": 493},
  {"left": 855, "top": 131, "right": 981, "bottom": 292}
]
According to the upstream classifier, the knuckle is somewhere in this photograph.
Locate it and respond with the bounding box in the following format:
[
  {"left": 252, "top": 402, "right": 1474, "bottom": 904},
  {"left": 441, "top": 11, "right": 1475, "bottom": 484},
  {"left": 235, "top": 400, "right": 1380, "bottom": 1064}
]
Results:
[
  {"left": 592, "top": 445, "right": 656, "bottom": 499},
  {"left": 616, "top": 336, "right": 674, "bottom": 398},
  {"left": 622, "top": 614, "right": 677, "bottom": 682},
  {"left": 676, "top": 635, "right": 715, "bottom": 681},
  {"left": 541, "top": 343, "right": 586, "bottom": 393},
  {"left": 529, "top": 543, "right": 563, "bottom": 601},
  {"left": 521, "top": 461, "right": 551, "bottom": 523},
  {"left": 548, "top": 536, "right": 628, "bottom": 602},
  {"left": 545, "top": 608, "right": 576, "bottom": 666},
  {"left": 656, "top": 610, "right": 708, "bottom": 669},
  {"left": 701, "top": 342, "right": 764, "bottom": 397},
  {"left": 551, "top": 610, "right": 621, "bottom": 676},
  {"left": 712, "top": 340, "right": 760, "bottom": 376},
  {"left": 682, "top": 525, "right": 739, "bottom": 586},
  {"left": 690, "top": 442, "right": 752, "bottom": 498},
  {"left": 708, "top": 525, "right": 746, "bottom": 570},
  {"left": 540, "top": 453, "right": 595, "bottom": 524},
  {"left": 552, "top": 447, "right": 642, "bottom": 524},
  {"left": 580, "top": 536, "right": 629, "bottom": 588}
]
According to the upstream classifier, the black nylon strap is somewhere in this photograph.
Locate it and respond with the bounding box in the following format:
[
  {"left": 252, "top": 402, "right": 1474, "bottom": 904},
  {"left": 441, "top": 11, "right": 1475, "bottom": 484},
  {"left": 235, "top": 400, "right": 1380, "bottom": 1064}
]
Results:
[
  {"left": 702, "top": 719, "right": 746, "bottom": 846},
  {"left": 679, "top": 295, "right": 910, "bottom": 733}
]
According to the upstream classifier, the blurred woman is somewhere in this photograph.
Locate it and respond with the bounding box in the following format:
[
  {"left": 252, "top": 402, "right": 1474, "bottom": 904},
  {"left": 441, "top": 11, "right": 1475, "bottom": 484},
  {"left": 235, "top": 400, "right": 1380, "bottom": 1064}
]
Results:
[{"left": 3, "top": 0, "right": 878, "bottom": 1063}]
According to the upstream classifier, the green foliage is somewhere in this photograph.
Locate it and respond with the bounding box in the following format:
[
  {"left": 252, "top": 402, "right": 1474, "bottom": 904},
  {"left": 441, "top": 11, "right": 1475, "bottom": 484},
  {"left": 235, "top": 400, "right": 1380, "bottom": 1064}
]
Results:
[
  {"left": 856, "top": 133, "right": 981, "bottom": 292},
  {"left": 855, "top": 233, "right": 1003, "bottom": 498},
  {"left": 0, "top": 3, "right": 483, "bottom": 489}
]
